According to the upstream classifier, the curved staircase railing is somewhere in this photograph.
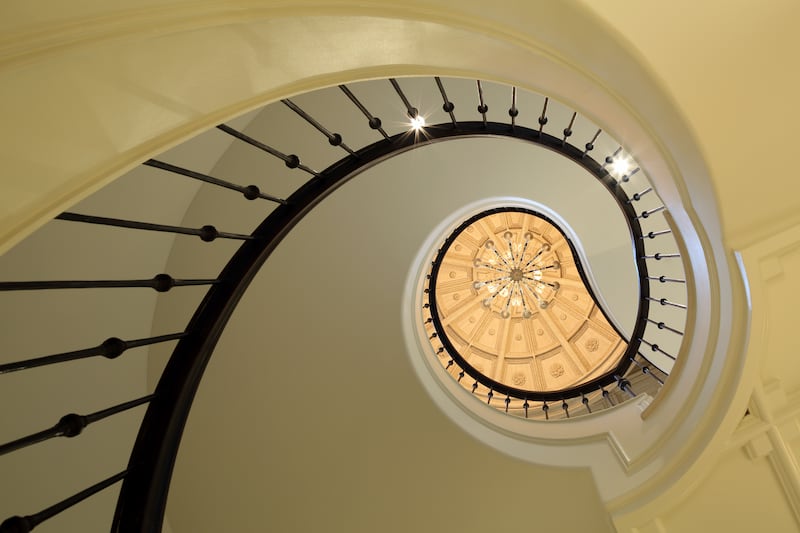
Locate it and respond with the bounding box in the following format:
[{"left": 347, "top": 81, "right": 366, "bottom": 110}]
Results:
[{"left": 0, "top": 77, "right": 688, "bottom": 532}]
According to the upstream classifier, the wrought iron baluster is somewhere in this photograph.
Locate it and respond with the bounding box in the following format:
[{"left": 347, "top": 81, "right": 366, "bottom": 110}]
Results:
[
  {"left": 281, "top": 98, "right": 356, "bottom": 156},
  {"left": 338, "top": 85, "right": 389, "bottom": 139},
  {"left": 56, "top": 212, "right": 254, "bottom": 242},
  {"left": 582, "top": 129, "right": 601, "bottom": 158},
  {"left": 0, "top": 395, "right": 154, "bottom": 456},
  {"left": 616, "top": 376, "right": 636, "bottom": 398},
  {"left": 629, "top": 357, "right": 665, "bottom": 386},
  {"left": 143, "top": 159, "right": 287, "bottom": 204},
  {"left": 562, "top": 112, "right": 577, "bottom": 146},
  {"left": 389, "top": 78, "right": 418, "bottom": 119},
  {"left": 638, "top": 339, "right": 677, "bottom": 360},
  {"left": 216, "top": 124, "right": 319, "bottom": 177},
  {"left": 0, "top": 471, "right": 127, "bottom": 533},
  {"left": 620, "top": 167, "right": 640, "bottom": 183},
  {"left": 645, "top": 296, "right": 687, "bottom": 309},
  {"left": 0, "top": 274, "right": 218, "bottom": 292},
  {"left": 476, "top": 80, "right": 488, "bottom": 126},
  {"left": 641, "top": 229, "right": 673, "bottom": 240},
  {"left": 638, "top": 206, "right": 666, "bottom": 219},
  {"left": 0, "top": 332, "right": 186, "bottom": 374},
  {"left": 434, "top": 77, "right": 457, "bottom": 126},
  {"left": 508, "top": 87, "right": 519, "bottom": 128},
  {"left": 646, "top": 318, "right": 684, "bottom": 336},
  {"left": 537, "top": 97, "right": 549, "bottom": 136},
  {"left": 603, "top": 147, "right": 623, "bottom": 168}
]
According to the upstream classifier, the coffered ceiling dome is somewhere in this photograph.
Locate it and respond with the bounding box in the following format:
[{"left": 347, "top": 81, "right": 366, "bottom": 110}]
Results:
[{"left": 426, "top": 208, "right": 627, "bottom": 396}]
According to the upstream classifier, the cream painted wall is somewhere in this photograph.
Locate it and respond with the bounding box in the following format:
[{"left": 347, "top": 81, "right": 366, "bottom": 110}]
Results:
[{"left": 580, "top": 0, "right": 800, "bottom": 248}]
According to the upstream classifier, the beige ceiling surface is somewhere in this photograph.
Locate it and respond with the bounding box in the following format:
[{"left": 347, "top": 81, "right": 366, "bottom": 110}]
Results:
[{"left": 429, "top": 210, "right": 626, "bottom": 394}]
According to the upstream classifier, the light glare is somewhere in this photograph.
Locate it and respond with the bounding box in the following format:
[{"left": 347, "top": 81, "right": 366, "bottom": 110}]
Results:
[
  {"left": 611, "top": 156, "right": 631, "bottom": 176},
  {"left": 410, "top": 115, "right": 426, "bottom": 130}
]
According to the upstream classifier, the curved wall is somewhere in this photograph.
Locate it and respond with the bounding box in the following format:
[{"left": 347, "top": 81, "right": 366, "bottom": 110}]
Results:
[{"left": 0, "top": 0, "right": 709, "bottom": 254}]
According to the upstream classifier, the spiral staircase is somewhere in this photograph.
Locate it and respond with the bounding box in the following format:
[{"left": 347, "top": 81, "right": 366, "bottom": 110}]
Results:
[{"left": 2, "top": 2, "right": 800, "bottom": 532}]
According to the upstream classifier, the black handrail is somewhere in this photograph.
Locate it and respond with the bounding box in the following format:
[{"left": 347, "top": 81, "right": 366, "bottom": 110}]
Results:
[
  {"left": 1, "top": 77, "right": 688, "bottom": 532},
  {"left": 113, "top": 119, "right": 661, "bottom": 529}
]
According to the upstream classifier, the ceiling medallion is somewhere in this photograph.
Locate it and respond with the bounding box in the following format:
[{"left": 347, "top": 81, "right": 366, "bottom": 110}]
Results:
[
  {"left": 425, "top": 208, "right": 628, "bottom": 395},
  {"left": 472, "top": 227, "right": 561, "bottom": 318}
]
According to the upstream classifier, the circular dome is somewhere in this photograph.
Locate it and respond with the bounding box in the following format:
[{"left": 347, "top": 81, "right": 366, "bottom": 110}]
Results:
[{"left": 426, "top": 207, "right": 628, "bottom": 398}]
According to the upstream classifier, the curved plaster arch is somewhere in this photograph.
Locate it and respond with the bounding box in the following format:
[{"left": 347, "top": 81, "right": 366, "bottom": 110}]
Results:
[{"left": 0, "top": 0, "right": 704, "bottom": 254}]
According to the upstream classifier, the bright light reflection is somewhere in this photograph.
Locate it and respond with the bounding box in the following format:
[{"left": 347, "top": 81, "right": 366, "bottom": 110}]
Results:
[
  {"left": 410, "top": 115, "right": 426, "bottom": 130},
  {"left": 611, "top": 156, "right": 631, "bottom": 176}
]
